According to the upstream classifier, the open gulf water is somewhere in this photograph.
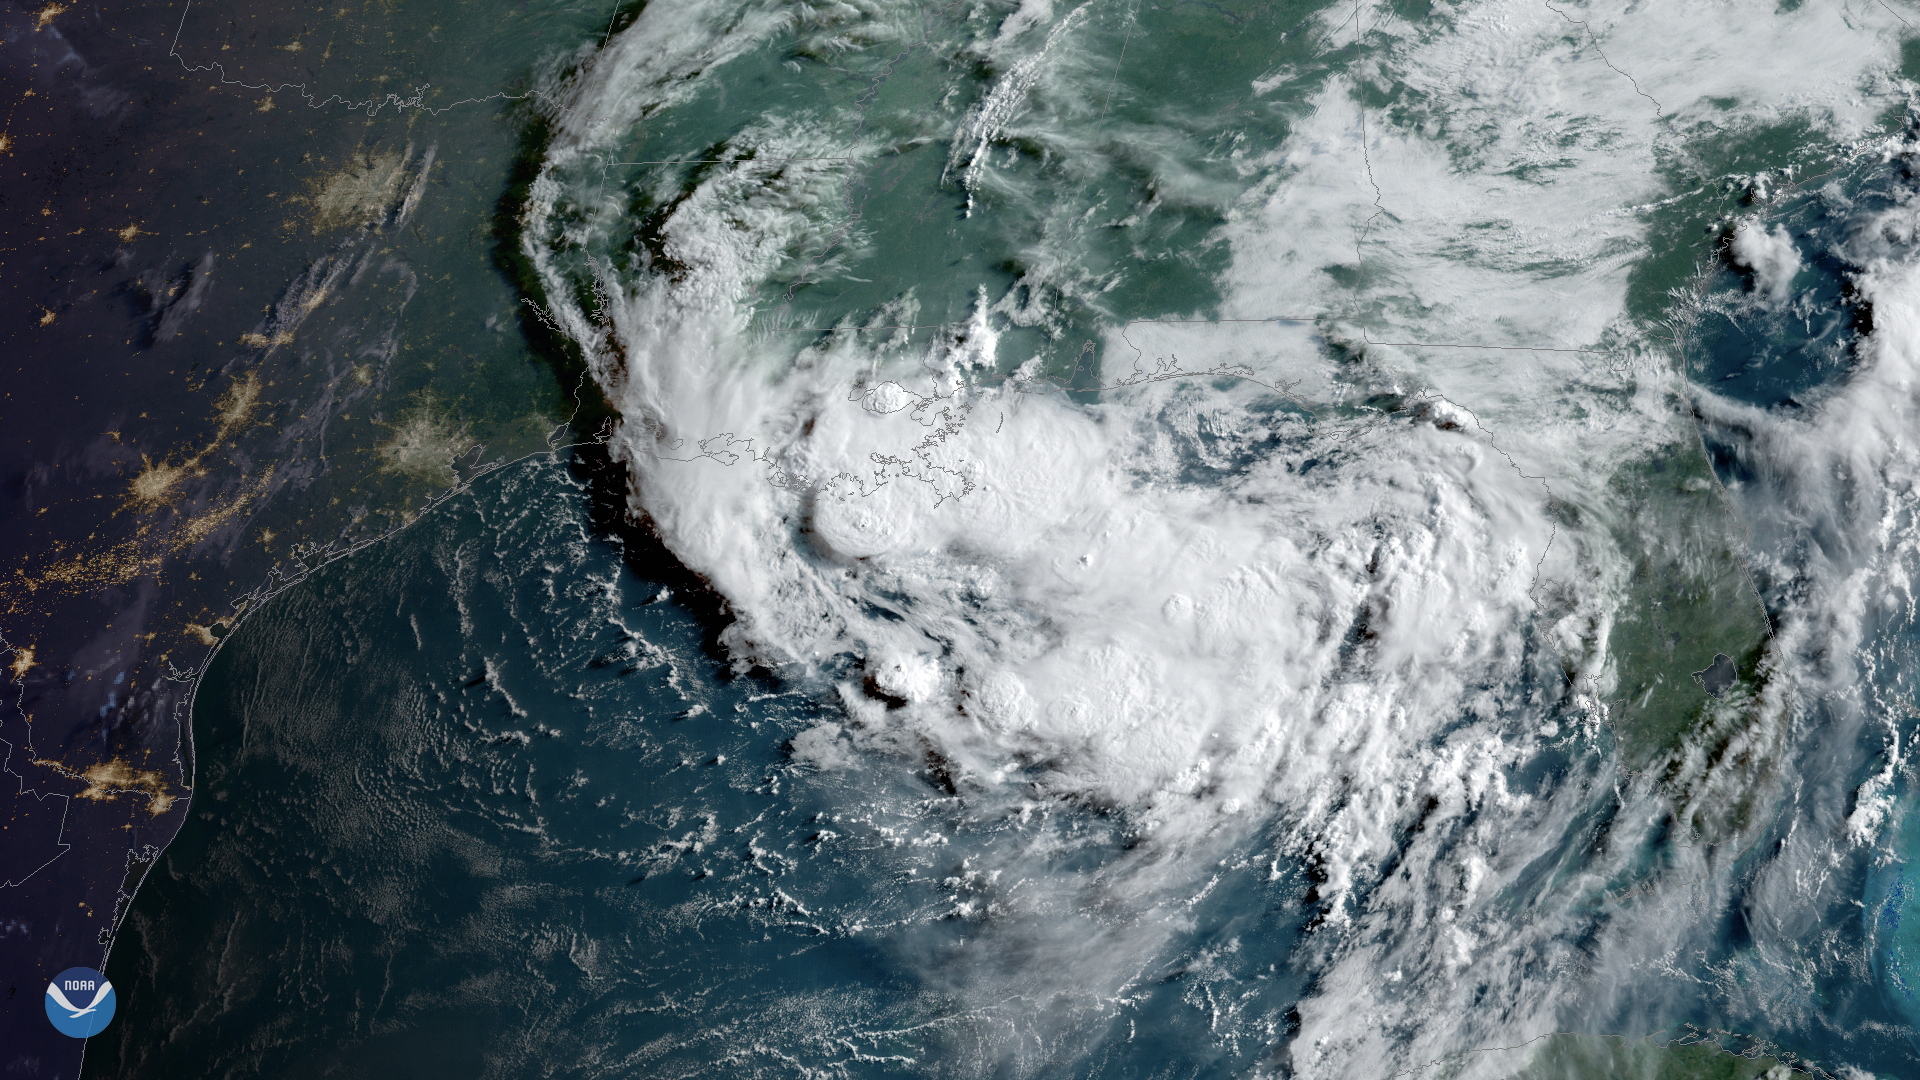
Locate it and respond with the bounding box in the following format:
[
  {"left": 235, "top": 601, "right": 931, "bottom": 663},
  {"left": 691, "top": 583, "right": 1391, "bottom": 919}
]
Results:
[
  {"left": 88, "top": 450, "right": 1317, "bottom": 1077},
  {"left": 77, "top": 0, "right": 1920, "bottom": 1076}
]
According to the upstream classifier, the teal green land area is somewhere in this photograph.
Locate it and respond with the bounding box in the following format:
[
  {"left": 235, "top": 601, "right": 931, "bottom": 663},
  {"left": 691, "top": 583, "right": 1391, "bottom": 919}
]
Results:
[
  {"left": 1511, "top": 1035, "right": 1788, "bottom": 1080},
  {"left": 1602, "top": 408, "right": 1776, "bottom": 773}
]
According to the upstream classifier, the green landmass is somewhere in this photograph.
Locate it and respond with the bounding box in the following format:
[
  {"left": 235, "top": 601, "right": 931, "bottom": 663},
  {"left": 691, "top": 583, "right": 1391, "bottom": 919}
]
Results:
[
  {"left": 1601, "top": 407, "right": 1774, "bottom": 767},
  {"left": 1624, "top": 116, "right": 1831, "bottom": 327},
  {"left": 1510, "top": 1034, "right": 1790, "bottom": 1080}
]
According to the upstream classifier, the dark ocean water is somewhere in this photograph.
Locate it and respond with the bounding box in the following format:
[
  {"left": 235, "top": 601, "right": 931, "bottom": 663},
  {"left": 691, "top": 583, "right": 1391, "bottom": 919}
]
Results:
[
  {"left": 87, "top": 216, "right": 1920, "bottom": 1080},
  {"left": 0, "top": 0, "right": 610, "bottom": 1069},
  {"left": 1689, "top": 148, "right": 1920, "bottom": 1075},
  {"left": 68, "top": 3, "right": 1920, "bottom": 1078},
  {"left": 88, "top": 449, "right": 1317, "bottom": 1078}
]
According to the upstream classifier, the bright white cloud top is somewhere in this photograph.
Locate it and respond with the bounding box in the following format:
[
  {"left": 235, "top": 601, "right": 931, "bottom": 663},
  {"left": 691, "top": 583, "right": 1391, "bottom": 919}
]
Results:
[{"left": 518, "top": 0, "right": 1920, "bottom": 1073}]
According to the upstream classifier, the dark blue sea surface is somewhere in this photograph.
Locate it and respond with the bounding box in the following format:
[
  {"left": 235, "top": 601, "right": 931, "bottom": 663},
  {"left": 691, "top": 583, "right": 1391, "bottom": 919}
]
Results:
[
  {"left": 0, "top": 0, "right": 606, "bottom": 1067},
  {"left": 66, "top": 8, "right": 1920, "bottom": 1079},
  {"left": 89, "top": 449, "right": 1318, "bottom": 1077},
  {"left": 1686, "top": 145, "right": 1920, "bottom": 1077}
]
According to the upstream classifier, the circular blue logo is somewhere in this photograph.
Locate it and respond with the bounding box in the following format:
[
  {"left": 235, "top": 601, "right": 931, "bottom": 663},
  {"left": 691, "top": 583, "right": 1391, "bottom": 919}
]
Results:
[{"left": 44, "top": 966, "right": 114, "bottom": 1038}]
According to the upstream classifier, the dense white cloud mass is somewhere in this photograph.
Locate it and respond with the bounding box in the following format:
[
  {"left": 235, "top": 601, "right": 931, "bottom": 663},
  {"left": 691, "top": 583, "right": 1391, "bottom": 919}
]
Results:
[
  {"left": 1730, "top": 219, "right": 1803, "bottom": 308},
  {"left": 520, "top": 0, "right": 1920, "bottom": 1073}
]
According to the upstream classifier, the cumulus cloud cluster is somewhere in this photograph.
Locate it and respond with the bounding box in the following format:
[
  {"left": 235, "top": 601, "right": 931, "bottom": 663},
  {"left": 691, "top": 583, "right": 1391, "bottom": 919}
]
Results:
[
  {"left": 520, "top": 0, "right": 1920, "bottom": 1072},
  {"left": 1730, "top": 219, "right": 1803, "bottom": 308}
]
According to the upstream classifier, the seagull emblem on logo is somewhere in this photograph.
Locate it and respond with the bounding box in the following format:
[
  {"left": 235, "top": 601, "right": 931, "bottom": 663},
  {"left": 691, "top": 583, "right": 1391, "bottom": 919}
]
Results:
[{"left": 45, "top": 980, "right": 111, "bottom": 1019}]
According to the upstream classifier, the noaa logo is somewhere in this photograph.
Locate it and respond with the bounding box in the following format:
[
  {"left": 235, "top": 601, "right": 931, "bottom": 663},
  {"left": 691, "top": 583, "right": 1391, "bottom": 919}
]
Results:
[{"left": 44, "top": 966, "right": 114, "bottom": 1038}]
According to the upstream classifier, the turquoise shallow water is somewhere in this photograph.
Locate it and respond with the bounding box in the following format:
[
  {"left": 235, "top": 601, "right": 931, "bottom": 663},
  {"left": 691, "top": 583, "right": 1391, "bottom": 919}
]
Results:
[{"left": 1872, "top": 823, "right": 1920, "bottom": 1020}]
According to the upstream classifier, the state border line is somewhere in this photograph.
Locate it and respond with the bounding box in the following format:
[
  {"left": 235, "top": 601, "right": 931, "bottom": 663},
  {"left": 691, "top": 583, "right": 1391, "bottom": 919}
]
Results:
[
  {"left": 166, "top": 0, "right": 586, "bottom": 118},
  {"left": 762, "top": 314, "right": 1605, "bottom": 356},
  {"left": 607, "top": 157, "right": 862, "bottom": 165}
]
